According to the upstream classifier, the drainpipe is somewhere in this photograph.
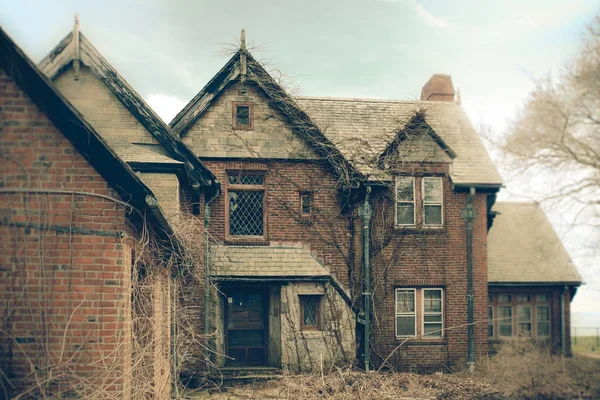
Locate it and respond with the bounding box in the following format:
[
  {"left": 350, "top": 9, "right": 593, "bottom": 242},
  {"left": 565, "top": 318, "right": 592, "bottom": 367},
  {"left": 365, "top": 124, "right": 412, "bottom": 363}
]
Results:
[
  {"left": 560, "top": 286, "right": 566, "bottom": 356},
  {"left": 358, "top": 186, "right": 372, "bottom": 371},
  {"left": 461, "top": 187, "right": 476, "bottom": 372},
  {"left": 204, "top": 188, "right": 220, "bottom": 339}
]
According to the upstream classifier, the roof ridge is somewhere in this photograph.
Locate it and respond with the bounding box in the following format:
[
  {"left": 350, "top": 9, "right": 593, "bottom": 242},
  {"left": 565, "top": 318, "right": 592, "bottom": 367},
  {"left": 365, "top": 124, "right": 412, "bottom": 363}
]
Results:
[{"left": 297, "top": 96, "right": 460, "bottom": 105}]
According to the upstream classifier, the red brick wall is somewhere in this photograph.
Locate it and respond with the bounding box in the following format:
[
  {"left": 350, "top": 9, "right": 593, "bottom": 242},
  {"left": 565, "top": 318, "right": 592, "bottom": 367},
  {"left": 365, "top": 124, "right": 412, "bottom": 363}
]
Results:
[
  {"left": 202, "top": 160, "right": 353, "bottom": 284},
  {"left": 198, "top": 158, "right": 490, "bottom": 371},
  {"left": 360, "top": 166, "right": 489, "bottom": 371},
  {"left": 0, "top": 69, "right": 134, "bottom": 398}
]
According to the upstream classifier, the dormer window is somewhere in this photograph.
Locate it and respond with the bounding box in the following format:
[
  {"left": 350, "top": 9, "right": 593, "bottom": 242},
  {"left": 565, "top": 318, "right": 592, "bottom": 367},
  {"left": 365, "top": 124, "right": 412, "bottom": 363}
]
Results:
[{"left": 233, "top": 102, "right": 253, "bottom": 130}]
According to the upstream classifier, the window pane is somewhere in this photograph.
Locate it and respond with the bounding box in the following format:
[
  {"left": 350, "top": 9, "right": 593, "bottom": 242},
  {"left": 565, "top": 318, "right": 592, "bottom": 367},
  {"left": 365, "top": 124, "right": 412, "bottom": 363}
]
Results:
[
  {"left": 498, "top": 294, "right": 511, "bottom": 303},
  {"left": 488, "top": 295, "right": 493, "bottom": 303},
  {"left": 229, "top": 175, "right": 264, "bottom": 185},
  {"left": 423, "top": 178, "right": 442, "bottom": 202},
  {"left": 396, "top": 315, "right": 416, "bottom": 336},
  {"left": 229, "top": 191, "right": 264, "bottom": 236},
  {"left": 396, "top": 204, "right": 415, "bottom": 225},
  {"left": 499, "top": 325, "right": 513, "bottom": 336},
  {"left": 424, "top": 315, "right": 442, "bottom": 323},
  {"left": 301, "top": 193, "right": 311, "bottom": 215},
  {"left": 498, "top": 306, "right": 512, "bottom": 320},
  {"left": 517, "top": 295, "right": 531, "bottom": 303},
  {"left": 518, "top": 306, "right": 531, "bottom": 321},
  {"left": 536, "top": 306, "right": 550, "bottom": 322},
  {"left": 424, "top": 323, "right": 442, "bottom": 337},
  {"left": 537, "top": 322, "right": 550, "bottom": 337},
  {"left": 396, "top": 290, "right": 415, "bottom": 313},
  {"left": 236, "top": 106, "right": 250, "bottom": 125},
  {"left": 518, "top": 323, "right": 532, "bottom": 336},
  {"left": 535, "top": 294, "right": 550, "bottom": 303},
  {"left": 424, "top": 289, "right": 442, "bottom": 312},
  {"left": 396, "top": 177, "right": 414, "bottom": 201},
  {"left": 424, "top": 205, "right": 442, "bottom": 225},
  {"left": 302, "top": 297, "right": 318, "bottom": 327}
]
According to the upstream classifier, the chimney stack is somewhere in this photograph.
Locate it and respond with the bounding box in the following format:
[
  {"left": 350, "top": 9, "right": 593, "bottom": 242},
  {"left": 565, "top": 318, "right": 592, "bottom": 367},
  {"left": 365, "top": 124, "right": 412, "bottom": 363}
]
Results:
[{"left": 420, "top": 74, "right": 455, "bottom": 102}]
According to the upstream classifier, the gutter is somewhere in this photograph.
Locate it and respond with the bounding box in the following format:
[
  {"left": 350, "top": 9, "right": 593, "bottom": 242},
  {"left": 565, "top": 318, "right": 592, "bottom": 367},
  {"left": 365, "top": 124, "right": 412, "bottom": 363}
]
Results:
[
  {"left": 358, "top": 185, "right": 373, "bottom": 371},
  {"left": 461, "top": 187, "right": 476, "bottom": 372}
]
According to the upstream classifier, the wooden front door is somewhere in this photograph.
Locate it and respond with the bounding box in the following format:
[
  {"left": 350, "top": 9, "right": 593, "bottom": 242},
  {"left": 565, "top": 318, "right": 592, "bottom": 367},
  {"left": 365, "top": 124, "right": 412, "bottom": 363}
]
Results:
[{"left": 225, "top": 288, "right": 268, "bottom": 365}]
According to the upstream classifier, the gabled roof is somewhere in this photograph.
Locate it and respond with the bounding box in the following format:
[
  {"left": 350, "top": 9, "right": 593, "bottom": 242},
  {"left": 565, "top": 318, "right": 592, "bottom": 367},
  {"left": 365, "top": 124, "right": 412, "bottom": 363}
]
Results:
[
  {"left": 377, "top": 113, "right": 456, "bottom": 169},
  {"left": 170, "top": 49, "right": 362, "bottom": 186},
  {"left": 297, "top": 97, "right": 503, "bottom": 187},
  {"left": 0, "top": 26, "right": 172, "bottom": 238},
  {"left": 38, "top": 27, "right": 219, "bottom": 195},
  {"left": 487, "top": 202, "right": 582, "bottom": 285}
]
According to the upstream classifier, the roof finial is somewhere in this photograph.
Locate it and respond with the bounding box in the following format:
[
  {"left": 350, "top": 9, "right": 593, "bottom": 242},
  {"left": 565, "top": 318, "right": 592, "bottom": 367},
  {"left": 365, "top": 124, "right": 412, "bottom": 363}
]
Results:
[
  {"left": 240, "top": 28, "right": 246, "bottom": 50},
  {"left": 456, "top": 85, "right": 461, "bottom": 104},
  {"left": 73, "top": 13, "right": 80, "bottom": 81}
]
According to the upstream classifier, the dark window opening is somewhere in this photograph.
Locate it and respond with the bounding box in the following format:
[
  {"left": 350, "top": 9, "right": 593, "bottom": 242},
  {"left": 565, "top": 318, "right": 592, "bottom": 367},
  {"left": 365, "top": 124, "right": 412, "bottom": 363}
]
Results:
[
  {"left": 300, "top": 192, "right": 312, "bottom": 216},
  {"left": 233, "top": 102, "right": 253, "bottom": 130}
]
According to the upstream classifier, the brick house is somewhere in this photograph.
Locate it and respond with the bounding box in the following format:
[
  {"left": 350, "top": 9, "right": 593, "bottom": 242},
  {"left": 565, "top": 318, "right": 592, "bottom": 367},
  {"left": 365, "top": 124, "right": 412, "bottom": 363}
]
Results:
[
  {"left": 4, "top": 18, "right": 584, "bottom": 395},
  {"left": 487, "top": 202, "right": 582, "bottom": 355},
  {"left": 0, "top": 26, "right": 210, "bottom": 398}
]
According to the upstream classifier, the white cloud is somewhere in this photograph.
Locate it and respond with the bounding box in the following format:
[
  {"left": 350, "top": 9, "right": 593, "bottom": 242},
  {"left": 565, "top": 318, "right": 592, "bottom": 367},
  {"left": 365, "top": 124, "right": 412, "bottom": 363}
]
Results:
[{"left": 146, "top": 94, "right": 187, "bottom": 124}]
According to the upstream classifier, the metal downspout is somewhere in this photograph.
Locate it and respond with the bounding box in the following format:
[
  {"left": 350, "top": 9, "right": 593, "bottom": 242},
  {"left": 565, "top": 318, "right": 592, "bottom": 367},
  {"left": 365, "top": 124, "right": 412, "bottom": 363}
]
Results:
[
  {"left": 359, "top": 186, "right": 372, "bottom": 371},
  {"left": 461, "top": 187, "right": 476, "bottom": 372},
  {"left": 204, "top": 189, "right": 220, "bottom": 338}
]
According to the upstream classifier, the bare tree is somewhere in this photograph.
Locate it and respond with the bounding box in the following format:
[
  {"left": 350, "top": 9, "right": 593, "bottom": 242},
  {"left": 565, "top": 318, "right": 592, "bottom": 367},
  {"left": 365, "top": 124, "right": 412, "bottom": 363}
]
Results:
[{"left": 501, "top": 16, "right": 600, "bottom": 231}]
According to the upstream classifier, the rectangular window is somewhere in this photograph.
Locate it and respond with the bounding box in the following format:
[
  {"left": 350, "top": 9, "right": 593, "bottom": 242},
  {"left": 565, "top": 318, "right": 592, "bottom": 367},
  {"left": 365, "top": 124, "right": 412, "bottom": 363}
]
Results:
[
  {"left": 517, "top": 295, "right": 531, "bottom": 303},
  {"left": 498, "top": 306, "right": 513, "bottom": 337},
  {"left": 395, "top": 288, "right": 443, "bottom": 338},
  {"left": 517, "top": 305, "right": 532, "bottom": 336},
  {"left": 232, "top": 102, "right": 253, "bottom": 130},
  {"left": 498, "top": 294, "right": 511, "bottom": 303},
  {"left": 300, "top": 295, "right": 321, "bottom": 330},
  {"left": 535, "top": 294, "right": 550, "bottom": 303},
  {"left": 423, "top": 289, "right": 443, "bottom": 337},
  {"left": 395, "top": 289, "right": 416, "bottom": 337},
  {"left": 422, "top": 177, "right": 443, "bottom": 226},
  {"left": 488, "top": 306, "right": 494, "bottom": 337},
  {"left": 300, "top": 192, "right": 312, "bottom": 216},
  {"left": 227, "top": 172, "right": 265, "bottom": 237},
  {"left": 536, "top": 305, "right": 551, "bottom": 337},
  {"left": 395, "top": 177, "right": 415, "bottom": 225}
]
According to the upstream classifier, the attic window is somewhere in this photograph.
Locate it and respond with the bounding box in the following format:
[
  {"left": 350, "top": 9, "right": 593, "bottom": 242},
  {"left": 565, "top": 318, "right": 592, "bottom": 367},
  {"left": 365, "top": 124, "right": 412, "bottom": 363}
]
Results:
[{"left": 233, "top": 102, "right": 253, "bottom": 130}]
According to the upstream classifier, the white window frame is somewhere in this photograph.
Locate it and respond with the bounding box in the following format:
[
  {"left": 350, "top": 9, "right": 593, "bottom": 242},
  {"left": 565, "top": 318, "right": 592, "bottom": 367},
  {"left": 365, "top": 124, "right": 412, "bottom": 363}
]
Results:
[
  {"left": 517, "top": 305, "right": 532, "bottom": 336},
  {"left": 488, "top": 306, "right": 494, "bottom": 338},
  {"left": 395, "top": 288, "right": 444, "bottom": 339},
  {"left": 395, "top": 288, "right": 417, "bottom": 338},
  {"left": 395, "top": 177, "right": 416, "bottom": 226},
  {"left": 422, "top": 288, "right": 444, "bottom": 338},
  {"left": 536, "top": 305, "right": 551, "bottom": 338},
  {"left": 498, "top": 305, "right": 513, "bottom": 337},
  {"left": 422, "top": 177, "right": 443, "bottom": 227}
]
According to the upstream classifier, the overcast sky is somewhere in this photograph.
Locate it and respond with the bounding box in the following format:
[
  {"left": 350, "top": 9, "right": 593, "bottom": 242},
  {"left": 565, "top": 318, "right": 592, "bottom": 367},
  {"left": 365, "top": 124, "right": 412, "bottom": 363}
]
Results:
[{"left": 1, "top": 0, "right": 599, "bottom": 314}]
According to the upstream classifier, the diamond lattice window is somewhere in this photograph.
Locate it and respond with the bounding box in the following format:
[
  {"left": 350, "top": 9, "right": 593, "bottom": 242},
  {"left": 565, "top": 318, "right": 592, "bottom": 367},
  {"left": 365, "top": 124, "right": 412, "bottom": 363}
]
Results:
[
  {"left": 228, "top": 173, "right": 265, "bottom": 237},
  {"left": 300, "top": 296, "right": 320, "bottom": 329}
]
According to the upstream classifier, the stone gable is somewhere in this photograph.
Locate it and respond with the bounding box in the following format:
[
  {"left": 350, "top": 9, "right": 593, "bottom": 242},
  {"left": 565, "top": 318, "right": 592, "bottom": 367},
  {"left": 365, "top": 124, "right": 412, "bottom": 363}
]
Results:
[
  {"left": 54, "top": 65, "right": 156, "bottom": 145},
  {"left": 183, "top": 81, "right": 319, "bottom": 160}
]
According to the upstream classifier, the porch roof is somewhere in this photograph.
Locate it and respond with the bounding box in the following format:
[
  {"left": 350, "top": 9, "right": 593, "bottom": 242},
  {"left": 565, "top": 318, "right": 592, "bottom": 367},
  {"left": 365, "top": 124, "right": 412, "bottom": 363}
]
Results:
[{"left": 210, "top": 246, "right": 330, "bottom": 278}]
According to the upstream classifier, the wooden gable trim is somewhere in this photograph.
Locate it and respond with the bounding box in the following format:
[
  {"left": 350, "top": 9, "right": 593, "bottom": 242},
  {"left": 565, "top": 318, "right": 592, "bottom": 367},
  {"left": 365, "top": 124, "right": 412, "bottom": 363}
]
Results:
[
  {"left": 38, "top": 30, "right": 219, "bottom": 195},
  {"left": 0, "top": 26, "right": 174, "bottom": 241},
  {"left": 169, "top": 49, "right": 364, "bottom": 187}
]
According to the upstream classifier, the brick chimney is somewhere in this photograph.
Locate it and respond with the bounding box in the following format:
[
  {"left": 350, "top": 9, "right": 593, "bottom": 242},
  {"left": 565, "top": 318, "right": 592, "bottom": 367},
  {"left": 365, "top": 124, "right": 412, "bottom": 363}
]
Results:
[{"left": 420, "top": 74, "right": 455, "bottom": 102}]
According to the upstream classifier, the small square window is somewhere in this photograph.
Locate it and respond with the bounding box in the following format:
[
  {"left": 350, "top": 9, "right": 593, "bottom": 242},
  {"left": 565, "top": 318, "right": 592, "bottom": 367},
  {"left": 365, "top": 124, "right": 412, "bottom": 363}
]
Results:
[
  {"left": 300, "top": 295, "right": 321, "bottom": 330},
  {"left": 232, "top": 102, "right": 253, "bottom": 130}
]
